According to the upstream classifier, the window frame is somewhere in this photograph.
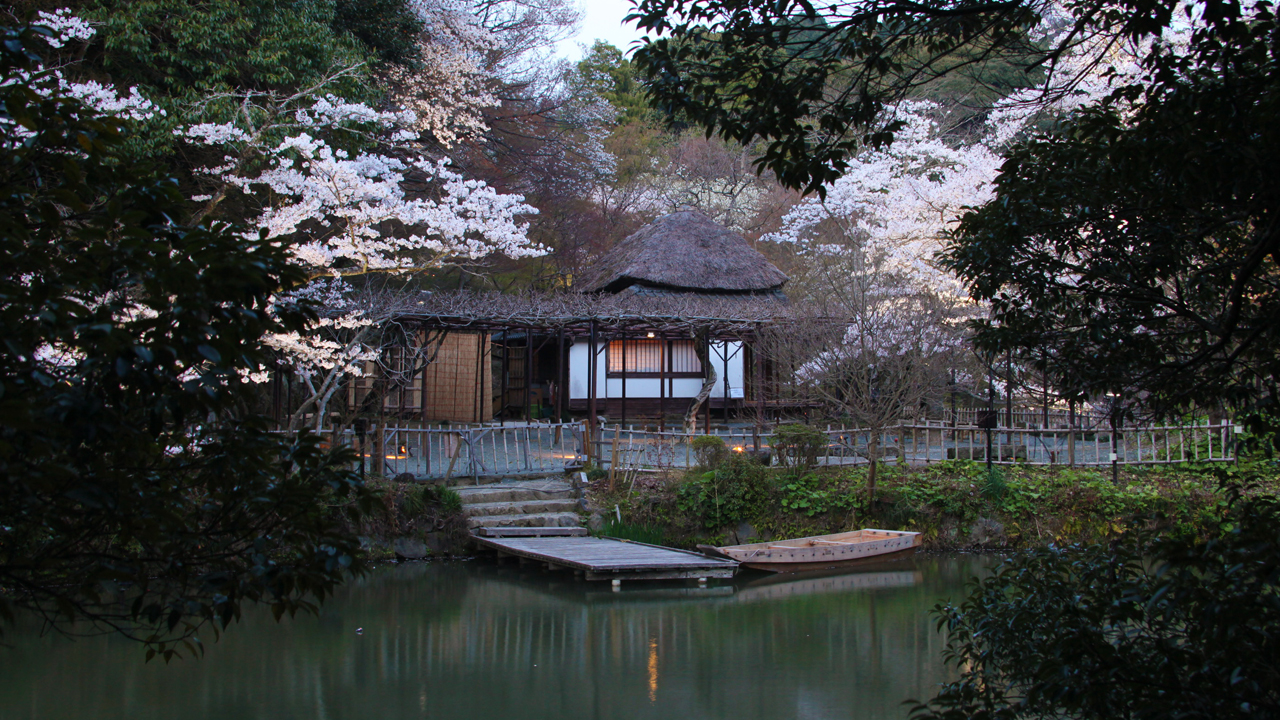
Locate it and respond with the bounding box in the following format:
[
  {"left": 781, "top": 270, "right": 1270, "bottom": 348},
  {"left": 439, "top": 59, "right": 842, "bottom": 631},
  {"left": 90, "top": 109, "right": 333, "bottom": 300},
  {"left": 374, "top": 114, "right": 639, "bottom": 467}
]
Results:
[{"left": 605, "top": 338, "right": 704, "bottom": 378}]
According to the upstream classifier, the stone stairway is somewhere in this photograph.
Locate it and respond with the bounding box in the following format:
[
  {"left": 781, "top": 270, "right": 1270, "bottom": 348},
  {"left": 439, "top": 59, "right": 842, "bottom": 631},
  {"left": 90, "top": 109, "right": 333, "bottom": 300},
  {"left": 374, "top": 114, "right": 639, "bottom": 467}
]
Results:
[{"left": 455, "top": 475, "right": 584, "bottom": 530}]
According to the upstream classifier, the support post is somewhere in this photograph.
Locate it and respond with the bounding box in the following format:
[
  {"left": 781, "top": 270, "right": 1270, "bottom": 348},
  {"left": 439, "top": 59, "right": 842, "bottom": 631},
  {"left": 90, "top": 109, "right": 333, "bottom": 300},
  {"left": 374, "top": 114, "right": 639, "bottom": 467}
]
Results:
[
  {"left": 475, "top": 332, "right": 484, "bottom": 424},
  {"left": 754, "top": 325, "right": 764, "bottom": 452},
  {"left": 556, "top": 327, "right": 565, "bottom": 422},
  {"left": 609, "top": 425, "right": 620, "bottom": 492},
  {"left": 722, "top": 339, "right": 730, "bottom": 421},
  {"left": 499, "top": 331, "right": 509, "bottom": 420},
  {"left": 1068, "top": 399, "right": 1076, "bottom": 467},
  {"left": 659, "top": 333, "right": 667, "bottom": 432},
  {"left": 421, "top": 336, "right": 430, "bottom": 425},
  {"left": 524, "top": 333, "right": 533, "bottom": 424},
  {"left": 1111, "top": 405, "right": 1120, "bottom": 485},
  {"left": 621, "top": 330, "right": 627, "bottom": 427},
  {"left": 588, "top": 319, "right": 598, "bottom": 430},
  {"left": 987, "top": 365, "right": 995, "bottom": 473},
  {"left": 703, "top": 337, "right": 711, "bottom": 434}
]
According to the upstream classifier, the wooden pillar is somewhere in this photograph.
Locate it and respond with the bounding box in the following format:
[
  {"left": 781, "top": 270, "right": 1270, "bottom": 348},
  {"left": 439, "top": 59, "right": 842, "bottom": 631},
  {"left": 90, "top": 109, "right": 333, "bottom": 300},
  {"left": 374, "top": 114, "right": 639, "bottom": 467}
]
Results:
[
  {"left": 524, "top": 332, "right": 533, "bottom": 424},
  {"left": 621, "top": 329, "right": 627, "bottom": 427},
  {"left": 556, "top": 327, "right": 565, "bottom": 422},
  {"left": 987, "top": 364, "right": 995, "bottom": 472},
  {"left": 722, "top": 339, "right": 730, "bottom": 421},
  {"left": 1110, "top": 407, "right": 1120, "bottom": 484},
  {"left": 421, "top": 342, "right": 430, "bottom": 425},
  {"left": 703, "top": 335, "right": 712, "bottom": 434},
  {"left": 271, "top": 366, "right": 281, "bottom": 426},
  {"left": 754, "top": 327, "right": 764, "bottom": 451},
  {"left": 588, "top": 319, "right": 598, "bottom": 444},
  {"left": 1068, "top": 399, "right": 1076, "bottom": 467},
  {"left": 1005, "top": 353, "right": 1014, "bottom": 428},
  {"left": 659, "top": 332, "right": 667, "bottom": 432},
  {"left": 475, "top": 332, "right": 484, "bottom": 424},
  {"left": 499, "top": 330, "right": 509, "bottom": 420}
]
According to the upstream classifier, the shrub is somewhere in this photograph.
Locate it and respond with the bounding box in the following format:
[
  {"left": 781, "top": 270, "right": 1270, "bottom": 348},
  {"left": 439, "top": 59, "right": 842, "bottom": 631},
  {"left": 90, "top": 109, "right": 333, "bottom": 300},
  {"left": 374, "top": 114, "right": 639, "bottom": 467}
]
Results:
[
  {"left": 691, "top": 434, "right": 729, "bottom": 468},
  {"left": 913, "top": 486, "right": 1280, "bottom": 720},
  {"left": 772, "top": 423, "right": 829, "bottom": 473},
  {"left": 677, "top": 452, "right": 772, "bottom": 529}
]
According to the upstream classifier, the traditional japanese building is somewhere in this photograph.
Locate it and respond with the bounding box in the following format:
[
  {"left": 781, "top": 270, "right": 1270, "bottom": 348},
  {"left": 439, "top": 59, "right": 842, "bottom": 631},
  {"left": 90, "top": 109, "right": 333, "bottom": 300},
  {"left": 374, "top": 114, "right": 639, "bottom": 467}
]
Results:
[
  {"left": 338, "top": 210, "right": 789, "bottom": 427},
  {"left": 566, "top": 210, "right": 788, "bottom": 422}
]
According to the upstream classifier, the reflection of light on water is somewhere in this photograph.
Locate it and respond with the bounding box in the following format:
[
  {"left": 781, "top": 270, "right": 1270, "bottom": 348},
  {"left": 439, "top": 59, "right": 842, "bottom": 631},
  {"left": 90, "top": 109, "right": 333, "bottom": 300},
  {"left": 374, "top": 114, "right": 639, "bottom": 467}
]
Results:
[{"left": 647, "top": 637, "right": 659, "bottom": 702}]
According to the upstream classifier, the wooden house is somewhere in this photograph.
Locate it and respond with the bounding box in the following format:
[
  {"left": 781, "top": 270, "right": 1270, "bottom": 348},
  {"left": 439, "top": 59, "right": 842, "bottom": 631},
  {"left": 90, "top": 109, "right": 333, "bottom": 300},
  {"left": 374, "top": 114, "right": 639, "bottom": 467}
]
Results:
[
  {"left": 566, "top": 210, "right": 787, "bottom": 421},
  {"left": 345, "top": 210, "right": 789, "bottom": 426}
]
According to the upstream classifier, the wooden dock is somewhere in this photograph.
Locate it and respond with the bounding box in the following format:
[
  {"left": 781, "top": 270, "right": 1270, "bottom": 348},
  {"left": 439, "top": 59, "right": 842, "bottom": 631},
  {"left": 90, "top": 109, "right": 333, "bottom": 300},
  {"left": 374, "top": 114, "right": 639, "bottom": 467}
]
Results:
[{"left": 473, "top": 535, "right": 738, "bottom": 583}]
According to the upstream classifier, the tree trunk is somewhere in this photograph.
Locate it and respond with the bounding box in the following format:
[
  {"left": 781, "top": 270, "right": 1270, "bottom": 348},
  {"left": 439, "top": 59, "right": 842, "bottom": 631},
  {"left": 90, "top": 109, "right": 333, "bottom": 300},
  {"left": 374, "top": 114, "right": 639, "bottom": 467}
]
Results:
[
  {"left": 867, "top": 434, "right": 879, "bottom": 502},
  {"left": 684, "top": 335, "right": 718, "bottom": 435}
]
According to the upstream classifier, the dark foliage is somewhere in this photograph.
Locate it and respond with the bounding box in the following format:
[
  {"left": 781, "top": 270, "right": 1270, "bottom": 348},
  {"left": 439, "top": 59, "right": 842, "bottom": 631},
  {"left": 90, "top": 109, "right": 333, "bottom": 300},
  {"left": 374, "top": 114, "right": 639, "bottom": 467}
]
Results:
[
  {"left": 332, "top": 0, "right": 424, "bottom": 68},
  {"left": 944, "top": 4, "right": 1280, "bottom": 419},
  {"left": 627, "top": 0, "right": 1260, "bottom": 196},
  {"left": 0, "top": 27, "right": 377, "bottom": 659},
  {"left": 628, "top": 0, "right": 1056, "bottom": 194},
  {"left": 912, "top": 477, "right": 1280, "bottom": 719}
]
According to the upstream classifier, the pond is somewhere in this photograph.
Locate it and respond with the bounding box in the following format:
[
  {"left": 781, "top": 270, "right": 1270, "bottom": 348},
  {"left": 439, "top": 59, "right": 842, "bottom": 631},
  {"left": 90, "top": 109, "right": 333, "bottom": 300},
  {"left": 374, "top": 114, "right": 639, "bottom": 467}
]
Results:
[{"left": 0, "top": 554, "right": 997, "bottom": 720}]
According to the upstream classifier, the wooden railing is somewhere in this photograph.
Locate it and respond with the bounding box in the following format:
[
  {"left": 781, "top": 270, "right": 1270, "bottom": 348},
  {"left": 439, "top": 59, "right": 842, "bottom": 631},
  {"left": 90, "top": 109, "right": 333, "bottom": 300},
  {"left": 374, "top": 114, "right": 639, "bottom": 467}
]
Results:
[
  {"left": 326, "top": 421, "right": 587, "bottom": 481},
  {"left": 295, "top": 418, "right": 1235, "bottom": 480},
  {"left": 596, "top": 420, "right": 1239, "bottom": 472}
]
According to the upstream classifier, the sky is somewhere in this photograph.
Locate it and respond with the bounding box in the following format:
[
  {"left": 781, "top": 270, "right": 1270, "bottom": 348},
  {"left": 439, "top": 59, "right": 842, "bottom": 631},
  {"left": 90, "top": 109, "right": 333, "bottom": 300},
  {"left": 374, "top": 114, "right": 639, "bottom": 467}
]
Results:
[{"left": 554, "top": 0, "right": 648, "bottom": 61}]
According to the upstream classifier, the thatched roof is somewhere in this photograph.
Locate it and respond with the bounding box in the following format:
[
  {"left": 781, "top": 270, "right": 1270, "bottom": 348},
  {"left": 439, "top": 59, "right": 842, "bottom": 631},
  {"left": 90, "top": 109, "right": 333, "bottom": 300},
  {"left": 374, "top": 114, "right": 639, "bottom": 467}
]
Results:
[
  {"left": 578, "top": 210, "right": 788, "bottom": 294},
  {"left": 386, "top": 289, "right": 793, "bottom": 335}
]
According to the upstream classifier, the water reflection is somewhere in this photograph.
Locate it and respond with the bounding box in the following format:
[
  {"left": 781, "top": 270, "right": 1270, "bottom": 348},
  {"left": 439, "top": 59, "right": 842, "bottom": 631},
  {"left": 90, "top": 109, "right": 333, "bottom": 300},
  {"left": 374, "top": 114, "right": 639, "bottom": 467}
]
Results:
[{"left": 0, "top": 555, "right": 996, "bottom": 720}]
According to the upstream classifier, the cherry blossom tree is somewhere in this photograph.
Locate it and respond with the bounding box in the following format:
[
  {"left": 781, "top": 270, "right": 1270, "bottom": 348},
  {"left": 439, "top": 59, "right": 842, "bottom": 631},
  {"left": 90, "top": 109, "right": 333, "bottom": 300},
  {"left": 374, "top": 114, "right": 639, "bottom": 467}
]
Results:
[
  {"left": 762, "top": 102, "right": 990, "bottom": 473},
  {"left": 161, "top": 1, "right": 548, "bottom": 430},
  {"left": 763, "top": 10, "right": 1158, "bottom": 434},
  {"left": 28, "top": 2, "right": 558, "bottom": 431}
]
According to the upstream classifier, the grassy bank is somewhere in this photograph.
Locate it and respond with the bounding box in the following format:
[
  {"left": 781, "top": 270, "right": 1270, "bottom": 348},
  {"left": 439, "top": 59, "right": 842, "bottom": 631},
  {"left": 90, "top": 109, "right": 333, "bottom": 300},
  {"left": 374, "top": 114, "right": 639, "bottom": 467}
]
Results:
[
  {"left": 349, "top": 479, "right": 472, "bottom": 559},
  {"left": 588, "top": 456, "right": 1279, "bottom": 551}
]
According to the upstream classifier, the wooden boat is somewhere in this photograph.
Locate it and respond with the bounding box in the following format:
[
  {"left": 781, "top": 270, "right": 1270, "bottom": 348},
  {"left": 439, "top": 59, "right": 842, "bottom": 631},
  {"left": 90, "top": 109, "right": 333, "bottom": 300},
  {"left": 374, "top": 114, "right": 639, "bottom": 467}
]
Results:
[{"left": 698, "top": 529, "right": 922, "bottom": 573}]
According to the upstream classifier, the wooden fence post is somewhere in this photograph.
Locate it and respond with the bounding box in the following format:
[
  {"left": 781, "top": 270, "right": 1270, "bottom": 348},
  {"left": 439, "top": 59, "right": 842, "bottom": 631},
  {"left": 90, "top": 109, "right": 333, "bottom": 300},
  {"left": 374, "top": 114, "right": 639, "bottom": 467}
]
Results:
[{"left": 608, "top": 425, "right": 620, "bottom": 492}]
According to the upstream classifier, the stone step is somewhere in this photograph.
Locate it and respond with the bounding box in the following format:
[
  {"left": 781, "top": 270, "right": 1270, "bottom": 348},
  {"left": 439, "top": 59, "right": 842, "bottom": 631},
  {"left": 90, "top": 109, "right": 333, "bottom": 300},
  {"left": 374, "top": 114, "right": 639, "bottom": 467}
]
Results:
[
  {"left": 444, "top": 473, "right": 579, "bottom": 488},
  {"left": 464, "top": 499, "right": 580, "bottom": 517},
  {"left": 474, "top": 527, "right": 589, "bottom": 537},
  {"left": 455, "top": 479, "right": 575, "bottom": 505},
  {"left": 467, "top": 512, "right": 583, "bottom": 529}
]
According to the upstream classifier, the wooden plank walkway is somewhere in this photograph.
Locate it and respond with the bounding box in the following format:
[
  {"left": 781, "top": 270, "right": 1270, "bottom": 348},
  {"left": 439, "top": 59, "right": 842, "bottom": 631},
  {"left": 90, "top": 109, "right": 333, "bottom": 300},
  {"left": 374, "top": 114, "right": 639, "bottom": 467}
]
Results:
[{"left": 473, "top": 535, "right": 738, "bottom": 582}]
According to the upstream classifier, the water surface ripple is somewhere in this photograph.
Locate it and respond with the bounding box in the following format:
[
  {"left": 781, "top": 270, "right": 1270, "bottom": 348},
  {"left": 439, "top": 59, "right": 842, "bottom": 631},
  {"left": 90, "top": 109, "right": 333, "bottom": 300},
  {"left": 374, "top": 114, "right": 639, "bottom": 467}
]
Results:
[{"left": 0, "top": 554, "right": 996, "bottom": 720}]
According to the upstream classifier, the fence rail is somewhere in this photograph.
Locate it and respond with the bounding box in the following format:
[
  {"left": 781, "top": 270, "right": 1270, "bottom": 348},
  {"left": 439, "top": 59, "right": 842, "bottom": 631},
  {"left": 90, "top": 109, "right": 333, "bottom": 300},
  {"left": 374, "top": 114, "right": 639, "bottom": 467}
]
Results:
[
  {"left": 289, "top": 418, "right": 1235, "bottom": 481},
  {"left": 324, "top": 421, "right": 587, "bottom": 481},
  {"left": 597, "top": 420, "right": 1239, "bottom": 473}
]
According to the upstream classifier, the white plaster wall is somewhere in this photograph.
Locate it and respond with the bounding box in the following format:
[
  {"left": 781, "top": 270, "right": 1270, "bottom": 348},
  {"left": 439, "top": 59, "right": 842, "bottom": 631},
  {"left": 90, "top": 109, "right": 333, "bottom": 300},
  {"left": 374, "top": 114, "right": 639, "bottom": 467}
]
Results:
[
  {"left": 569, "top": 339, "right": 746, "bottom": 400},
  {"left": 568, "top": 342, "right": 597, "bottom": 400}
]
